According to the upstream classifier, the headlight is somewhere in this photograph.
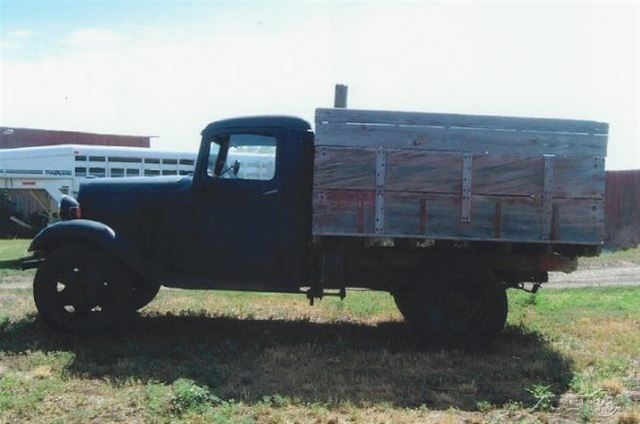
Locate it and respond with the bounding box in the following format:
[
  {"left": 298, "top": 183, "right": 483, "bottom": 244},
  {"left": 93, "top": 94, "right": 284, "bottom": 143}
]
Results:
[{"left": 59, "top": 195, "right": 82, "bottom": 220}]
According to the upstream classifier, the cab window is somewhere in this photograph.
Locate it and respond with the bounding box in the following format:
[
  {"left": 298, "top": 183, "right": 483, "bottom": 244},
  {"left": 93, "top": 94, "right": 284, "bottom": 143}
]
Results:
[{"left": 207, "top": 134, "right": 276, "bottom": 181}]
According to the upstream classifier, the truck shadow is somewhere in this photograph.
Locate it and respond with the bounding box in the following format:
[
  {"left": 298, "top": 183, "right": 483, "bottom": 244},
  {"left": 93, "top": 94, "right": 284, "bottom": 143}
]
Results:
[{"left": 0, "top": 312, "right": 573, "bottom": 410}]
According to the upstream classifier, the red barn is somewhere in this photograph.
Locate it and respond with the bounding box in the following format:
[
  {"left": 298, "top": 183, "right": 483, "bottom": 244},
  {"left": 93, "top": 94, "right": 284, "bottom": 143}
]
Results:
[
  {"left": 0, "top": 127, "right": 151, "bottom": 149},
  {"left": 604, "top": 169, "right": 640, "bottom": 249}
]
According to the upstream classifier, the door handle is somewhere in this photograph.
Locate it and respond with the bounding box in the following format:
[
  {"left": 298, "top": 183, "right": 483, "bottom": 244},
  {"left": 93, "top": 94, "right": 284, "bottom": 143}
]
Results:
[{"left": 262, "top": 189, "right": 278, "bottom": 196}]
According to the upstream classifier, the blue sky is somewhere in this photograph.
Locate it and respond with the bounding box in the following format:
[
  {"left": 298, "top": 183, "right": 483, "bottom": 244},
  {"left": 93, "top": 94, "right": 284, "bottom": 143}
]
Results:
[{"left": 1, "top": 1, "right": 638, "bottom": 169}]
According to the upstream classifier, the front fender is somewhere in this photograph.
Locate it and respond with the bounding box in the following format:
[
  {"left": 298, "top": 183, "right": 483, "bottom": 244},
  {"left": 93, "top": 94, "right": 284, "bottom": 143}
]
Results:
[{"left": 29, "top": 219, "right": 164, "bottom": 282}]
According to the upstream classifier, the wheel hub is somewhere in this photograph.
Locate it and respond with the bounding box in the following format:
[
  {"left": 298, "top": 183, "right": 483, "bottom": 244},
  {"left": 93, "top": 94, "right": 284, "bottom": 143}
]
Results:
[{"left": 58, "top": 268, "right": 104, "bottom": 309}]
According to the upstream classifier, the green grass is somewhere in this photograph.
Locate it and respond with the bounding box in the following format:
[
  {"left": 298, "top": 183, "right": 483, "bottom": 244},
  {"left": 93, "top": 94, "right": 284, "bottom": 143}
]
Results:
[
  {"left": 0, "top": 238, "right": 31, "bottom": 279},
  {"left": 0, "top": 238, "right": 30, "bottom": 261},
  {"left": 1, "top": 238, "right": 639, "bottom": 422},
  {"left": 0, "top": 286, "right": 639, "bottom": 423}
]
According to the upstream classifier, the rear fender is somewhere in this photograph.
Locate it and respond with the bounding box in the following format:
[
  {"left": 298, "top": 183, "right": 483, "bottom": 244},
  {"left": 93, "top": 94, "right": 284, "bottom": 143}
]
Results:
[{"left": 28, "top": 219, "right": 164, "bottom": 283}]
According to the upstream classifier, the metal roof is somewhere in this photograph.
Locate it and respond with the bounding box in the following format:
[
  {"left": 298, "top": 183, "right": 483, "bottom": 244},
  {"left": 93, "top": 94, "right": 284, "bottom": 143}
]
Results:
[{"left": 202, "top": 115, "right": 311, "bottom": 135}]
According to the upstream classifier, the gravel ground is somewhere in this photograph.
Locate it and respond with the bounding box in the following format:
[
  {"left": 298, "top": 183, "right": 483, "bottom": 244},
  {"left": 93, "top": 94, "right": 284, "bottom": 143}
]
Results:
[{"left": 546, "top": 264, "right": 640, "bottom": 289}]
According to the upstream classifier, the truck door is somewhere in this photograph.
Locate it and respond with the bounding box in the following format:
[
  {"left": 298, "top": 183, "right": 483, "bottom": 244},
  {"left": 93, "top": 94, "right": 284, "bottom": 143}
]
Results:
[{"left": 186, "top": 130, "right": 282, "bottom": 277}]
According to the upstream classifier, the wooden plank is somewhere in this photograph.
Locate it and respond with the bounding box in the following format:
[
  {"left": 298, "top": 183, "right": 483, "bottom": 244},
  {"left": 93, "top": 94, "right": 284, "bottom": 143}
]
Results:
[
  {"left": 315, "top": 147, "right": 604, "bottom": 199},
  {"left": 313, "top": 190, "right": 375, "bottom": 234},
  {"left": 316, "top": 108, "right": 609, "bottom": 135},
  {"left": 313, "top": 189, "right": 603, "bottom": 244},
  {"left": 554, "top": 156, "right": 605, "bottom": 199},
  {"left": 472, "top": 155, "right": 543, "bottom": 196},
  {"left": 313, "top": 147, "right": 376, "bottom": 190},
  {"left": 385, "top": 150, "right": 461, "bottom": 193},
  {"left": 334, "top": 85, "right": 348, "bottom": 108},
  {"left": 553, "top": 198, "right": 604, "bottom": 243},
  {"left": 315, "top": 123, "right": 607, "bottom": 157}
]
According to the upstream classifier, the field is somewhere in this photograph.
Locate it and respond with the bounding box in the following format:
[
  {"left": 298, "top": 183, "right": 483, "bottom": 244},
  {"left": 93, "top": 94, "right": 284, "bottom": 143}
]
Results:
[{"left": 1, "top": 239, "right": 639, "bottom": 423}]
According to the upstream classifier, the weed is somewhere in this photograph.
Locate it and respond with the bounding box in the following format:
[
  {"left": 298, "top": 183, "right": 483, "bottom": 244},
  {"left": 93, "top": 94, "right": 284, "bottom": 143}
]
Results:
[
  {"left": 526, "top": 384, "right": 555, "bottom": 411},
  {"left": 580, "top": 400, "right": 595, "bottom": 423},
  {"left": 0, "top": 316, "right": 8, "bottom": 333},
  {"left": 525, "top": 293, "right": 538, "bottom": 306},
  {"left": 476, "top": 400, "right": 493, "bottom": 412},
  {"left": 261, "top": 394, "right": 291, "bottom": 407},
  {"left": 169, "top": 378, "right": 218, "bottom": 416}
]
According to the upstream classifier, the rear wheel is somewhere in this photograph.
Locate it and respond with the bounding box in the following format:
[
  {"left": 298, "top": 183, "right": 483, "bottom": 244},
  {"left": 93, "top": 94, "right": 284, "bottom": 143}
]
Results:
[
  {"left": 393, "top": 289, "right": 416, "bottom": 321},
  {"left": 396, "top": 268, "right": 507, "bottom": 346},
  {"left": 33, "top": 243, "right": 133, "bottom": 334}
]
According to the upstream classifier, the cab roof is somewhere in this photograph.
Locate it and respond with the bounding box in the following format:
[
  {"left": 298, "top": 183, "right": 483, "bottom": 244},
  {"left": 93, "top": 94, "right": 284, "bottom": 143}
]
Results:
[{"left": 202, "top": 116, "right": 311, "bottom": 135}]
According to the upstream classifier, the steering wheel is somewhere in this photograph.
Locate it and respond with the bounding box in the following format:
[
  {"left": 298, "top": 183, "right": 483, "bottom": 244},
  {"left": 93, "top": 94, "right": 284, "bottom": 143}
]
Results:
[{"left": 219, "top": 160, "right": 241, "bottom": 178}]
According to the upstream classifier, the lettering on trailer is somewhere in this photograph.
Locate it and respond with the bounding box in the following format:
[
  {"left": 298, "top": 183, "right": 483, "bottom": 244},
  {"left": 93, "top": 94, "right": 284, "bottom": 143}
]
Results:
[{"left": 45, "top": 170, "right": 73, "bottom": 176}]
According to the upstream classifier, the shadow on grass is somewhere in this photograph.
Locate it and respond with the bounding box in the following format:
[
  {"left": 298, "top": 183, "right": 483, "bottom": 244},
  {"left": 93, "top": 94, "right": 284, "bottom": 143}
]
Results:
[
  {"left": 0, "top": 259, "right": 22, "bottom": 270},
  {"left": 0, "top": 312, "right": 573, "bottom": 410}
]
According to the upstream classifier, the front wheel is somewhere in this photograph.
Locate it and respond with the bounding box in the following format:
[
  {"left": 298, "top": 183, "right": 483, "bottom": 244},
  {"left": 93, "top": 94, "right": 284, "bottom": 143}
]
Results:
[
  {"left": 33, "top": 243, "right": 133, "bottom": 334},
  {"left": 130, "top": 282, "right": 161, "bottom": 310}
]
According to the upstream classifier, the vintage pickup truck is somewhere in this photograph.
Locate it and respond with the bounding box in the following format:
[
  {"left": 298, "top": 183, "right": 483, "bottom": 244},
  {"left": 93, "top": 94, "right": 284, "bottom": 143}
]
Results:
[{"left": 24, "top": 106, "right": 608, "bottom": 344}]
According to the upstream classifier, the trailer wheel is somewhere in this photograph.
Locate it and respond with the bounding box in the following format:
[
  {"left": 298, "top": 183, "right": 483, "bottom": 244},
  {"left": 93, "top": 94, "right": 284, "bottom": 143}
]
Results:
[
  {"left": 33, "top": 243, "right": 133, "bottom": 334},
  {"left": 403, "top": 268, "right": 507, "bottom": 346},
  {"left": 130, "top": 282, "right": 160, "bottom": 310}
]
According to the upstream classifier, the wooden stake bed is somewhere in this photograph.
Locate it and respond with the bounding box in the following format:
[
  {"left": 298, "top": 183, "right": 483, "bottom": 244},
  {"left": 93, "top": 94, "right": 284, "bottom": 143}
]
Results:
[{"left": 312, "top": 108, "right": 608, "bottom": 245}]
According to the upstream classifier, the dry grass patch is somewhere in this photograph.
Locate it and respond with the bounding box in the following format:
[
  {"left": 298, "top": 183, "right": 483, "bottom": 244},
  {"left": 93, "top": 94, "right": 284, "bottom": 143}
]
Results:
[{"left": 1, "top": 279, "right": 639, "bottom": 422}]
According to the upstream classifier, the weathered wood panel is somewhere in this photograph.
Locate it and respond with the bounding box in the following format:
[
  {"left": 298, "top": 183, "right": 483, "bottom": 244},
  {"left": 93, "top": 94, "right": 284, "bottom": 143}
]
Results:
[
  {"left": 313, "top": 189, "right": 603, "bottom": 244},
  {"left": 315, "top": 123, "right": 607, "bottom": 157},
  {"left": 314, "top": 146, "right": 605, "bottom": 199},
  {"left": 554, "top": 157, "right": 605, "bottom": 199},
  {"left": 316, "top": 108, "right": 609, "bottom": 135},
  {"left": 385, "top": 150, "right": 462, "bottom": 193},
  {"left": 472, "top": 155, "right": 543, "bottom": 196},
  {"left": 313, "top": 190, "right": 375, "bottom": 234},
  {"left": 313, "top": 147, "right": 376, "bottom": 190},
  {"left": 312, "top": 108, "right": 608, "bottom": 246}
]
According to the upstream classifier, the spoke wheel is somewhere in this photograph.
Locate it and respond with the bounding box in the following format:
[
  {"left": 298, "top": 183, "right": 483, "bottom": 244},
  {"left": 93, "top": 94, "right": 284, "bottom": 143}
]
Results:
[
  {"left": 403, "top": 267, "right": 507, "bottom": 346},
  {"left": 427, "top": 276, "right": 490, "bottom": 338},
  {"left": 33, "top": 243, "right": 133, "bottom": 334}
]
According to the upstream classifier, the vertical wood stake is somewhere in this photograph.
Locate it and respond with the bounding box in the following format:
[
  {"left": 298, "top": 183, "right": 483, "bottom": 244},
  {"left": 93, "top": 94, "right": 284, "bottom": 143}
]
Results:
[{"left": 334, "top": 84, "right": 348, "bottom": 108}]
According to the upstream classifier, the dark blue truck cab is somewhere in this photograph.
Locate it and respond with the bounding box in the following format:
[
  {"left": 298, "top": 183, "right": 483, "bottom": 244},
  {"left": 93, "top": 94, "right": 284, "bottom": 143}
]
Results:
[{"left": 26, "top": 109, "right": 608, "bottom": 345}]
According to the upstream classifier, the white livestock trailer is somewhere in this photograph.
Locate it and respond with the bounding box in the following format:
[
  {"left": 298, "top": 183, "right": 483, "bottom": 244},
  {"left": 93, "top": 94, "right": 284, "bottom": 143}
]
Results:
[
  {"left": 0, "top": 144, "right": 276, "bottom": 227},
  {"left": 0, "top": 145, "right": 198, "bottom": 220}
]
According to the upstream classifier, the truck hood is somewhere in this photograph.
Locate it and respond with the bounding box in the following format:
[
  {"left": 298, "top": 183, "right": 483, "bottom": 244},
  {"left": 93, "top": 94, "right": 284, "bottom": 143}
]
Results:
[{"left": 76, "top": 176, "right": 193, "bottom": 242}]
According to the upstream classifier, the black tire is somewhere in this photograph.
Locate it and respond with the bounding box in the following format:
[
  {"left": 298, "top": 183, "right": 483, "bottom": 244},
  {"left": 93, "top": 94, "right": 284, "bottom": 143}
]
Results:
[
  {"left": 33, "top": 243, "right": 133, "bottom": 334},
  {"left": 130, "top": 282, "right": 160, "bottom": 310},
  {"left": 393, "top": 289, "right": 415, "bottom": 321},
  {"left": 402, "top": 268, "right": 507, "bottom": 346}
]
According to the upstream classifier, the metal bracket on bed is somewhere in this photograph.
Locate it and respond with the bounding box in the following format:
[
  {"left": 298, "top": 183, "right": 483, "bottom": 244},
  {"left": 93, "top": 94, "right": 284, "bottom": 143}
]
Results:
[
  {"left": 375, "top": 147, "right": 386, "bottom": 234},
  {"left": 461, "top": 153, "right": 473, "bottom": 223},
  {"left": 541, "top": 155, "right": 555, "bottom": 240}
]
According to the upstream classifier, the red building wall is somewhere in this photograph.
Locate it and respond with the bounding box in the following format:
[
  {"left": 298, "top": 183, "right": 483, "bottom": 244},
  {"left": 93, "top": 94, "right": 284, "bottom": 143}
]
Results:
[
  {"left": 605, "top": 170, "right": 640, "bottom": 249},
  {"left": 1, "top": 127, "right": 150, "bottom": 149}
]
